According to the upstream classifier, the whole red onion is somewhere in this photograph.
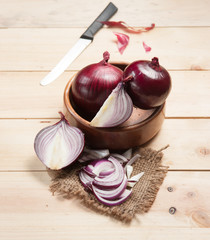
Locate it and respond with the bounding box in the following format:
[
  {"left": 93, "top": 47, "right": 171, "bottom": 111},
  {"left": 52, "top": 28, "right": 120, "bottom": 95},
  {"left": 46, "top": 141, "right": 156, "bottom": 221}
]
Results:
[
  {"left": 71, "top": 51, "right": 123, "bottom": 120},
  {"left": 123, "top": 57, "right": 172, "bottom": 109}
]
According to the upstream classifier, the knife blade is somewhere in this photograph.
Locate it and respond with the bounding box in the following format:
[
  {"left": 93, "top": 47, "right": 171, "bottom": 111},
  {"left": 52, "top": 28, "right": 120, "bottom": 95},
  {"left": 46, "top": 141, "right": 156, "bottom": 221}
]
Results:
[{"left": 40, "top": 2, "right": 118, "bottom": 86}]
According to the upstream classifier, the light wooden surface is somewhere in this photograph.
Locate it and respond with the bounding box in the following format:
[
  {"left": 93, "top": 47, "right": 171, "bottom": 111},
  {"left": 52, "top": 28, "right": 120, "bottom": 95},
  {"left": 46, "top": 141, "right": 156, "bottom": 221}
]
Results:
[{"left": 0, "top": 0, "right": 210, "bottom": 239}]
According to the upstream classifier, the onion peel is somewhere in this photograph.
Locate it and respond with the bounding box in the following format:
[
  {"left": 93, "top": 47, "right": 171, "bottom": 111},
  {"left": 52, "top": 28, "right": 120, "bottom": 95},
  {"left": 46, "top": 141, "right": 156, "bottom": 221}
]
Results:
[
  {"left": 101, "top": 21, "right": 155, "bottom": 34},
  {"left": 113, "top": 32, "right": 129, "bottom": 54}
]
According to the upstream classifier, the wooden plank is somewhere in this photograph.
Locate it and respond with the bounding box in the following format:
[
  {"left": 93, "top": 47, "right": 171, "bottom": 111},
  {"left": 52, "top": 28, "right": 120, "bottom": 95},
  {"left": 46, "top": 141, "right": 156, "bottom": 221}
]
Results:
[
  {"left": 0, "top": 119, "right": 210, "bottom": 171},
  {"left": 0, "top": 228, "right": 209, "bottom": 240},
  {"left": 0, "top": 71, "right": 209, "bottom": 118},
  {"left": 167, "top": 71, "right": 210, "bottom": 118},
  {"left": 0, "top": 171, "right": 210, "bottom": 240},
  {"left": 0, "top": 28, "right": 210, "bottom": 71},
  {"left": 0, "top": 72, "right": 75, "bottom": 118},
  {"left": 0, "top": 0, "right": 210, "bottom": 28}
]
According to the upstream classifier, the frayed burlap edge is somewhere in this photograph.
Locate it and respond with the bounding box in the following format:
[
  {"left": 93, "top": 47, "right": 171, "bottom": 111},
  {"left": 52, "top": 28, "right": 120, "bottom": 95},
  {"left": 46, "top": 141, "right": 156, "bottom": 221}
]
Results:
[{"left": 49, "top": 145, "right": 169, "bottom": 223}]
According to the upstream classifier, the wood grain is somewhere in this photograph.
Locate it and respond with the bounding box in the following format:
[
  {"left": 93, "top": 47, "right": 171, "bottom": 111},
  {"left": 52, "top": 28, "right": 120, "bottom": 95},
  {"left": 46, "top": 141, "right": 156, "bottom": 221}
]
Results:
[
  {"left": 0, "top": 119, "right": 209, "bottom": 171},
  {"left": 0, "top": 171, "right": 210, "bottom": 239},
  {"left": 0, "top": 71, "right": 75, "bottom": 118},
  {"left": 0, "top": 27, "right": 210, "bottom": 71},
  {"left": 0, "top": 71, "right": 209, "bottom": 119},
  {"left": 0, "top": 0, "right": 210, "bottom": 238},
  {"left": 0, "top": 0, "right": 209, "bottom": 28}
]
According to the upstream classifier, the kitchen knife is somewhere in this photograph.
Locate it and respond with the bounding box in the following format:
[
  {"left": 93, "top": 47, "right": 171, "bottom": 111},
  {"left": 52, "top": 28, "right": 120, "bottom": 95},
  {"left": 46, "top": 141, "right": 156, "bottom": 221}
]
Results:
[{"left": 40, "top": 2, "right": 118, "bottom": 86}]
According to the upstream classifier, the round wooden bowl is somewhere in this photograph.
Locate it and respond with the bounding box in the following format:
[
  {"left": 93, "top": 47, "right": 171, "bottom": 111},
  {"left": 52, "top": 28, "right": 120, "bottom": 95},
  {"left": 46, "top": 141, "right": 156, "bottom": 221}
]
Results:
[{"left": 63, "top": 65, "right": 165, "bottom": 151}]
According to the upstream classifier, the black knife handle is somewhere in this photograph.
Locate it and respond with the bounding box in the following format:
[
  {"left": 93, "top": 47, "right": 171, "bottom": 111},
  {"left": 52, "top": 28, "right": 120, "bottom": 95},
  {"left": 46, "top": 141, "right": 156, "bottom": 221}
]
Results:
[{"left": 81, "top": 2, "right": 118, "bottom": 40}]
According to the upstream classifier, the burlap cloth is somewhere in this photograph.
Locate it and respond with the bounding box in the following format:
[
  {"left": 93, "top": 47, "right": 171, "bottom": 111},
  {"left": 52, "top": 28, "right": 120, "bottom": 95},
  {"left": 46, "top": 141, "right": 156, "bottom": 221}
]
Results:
[{"left": 49, "top": 145, "right": 169, "bottom": 223}]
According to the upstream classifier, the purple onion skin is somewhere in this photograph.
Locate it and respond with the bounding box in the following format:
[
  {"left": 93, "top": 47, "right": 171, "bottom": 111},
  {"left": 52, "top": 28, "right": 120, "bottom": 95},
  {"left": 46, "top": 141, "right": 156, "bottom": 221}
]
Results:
[
  {"left": 71, "top": 52, "right": 123, "bottom": 120},
  {"left": 123, "top": 58, "right": 172, "bottom": 109}
]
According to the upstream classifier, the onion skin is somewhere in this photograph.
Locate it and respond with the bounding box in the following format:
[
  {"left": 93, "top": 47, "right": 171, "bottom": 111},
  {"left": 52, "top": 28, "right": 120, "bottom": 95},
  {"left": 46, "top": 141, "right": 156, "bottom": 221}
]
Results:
[
  {"left": 123, "top": 57, "right": 172, "bottom": 109},
  {"left": 71, "top": 52, "right": 123, "bottom": 120}
]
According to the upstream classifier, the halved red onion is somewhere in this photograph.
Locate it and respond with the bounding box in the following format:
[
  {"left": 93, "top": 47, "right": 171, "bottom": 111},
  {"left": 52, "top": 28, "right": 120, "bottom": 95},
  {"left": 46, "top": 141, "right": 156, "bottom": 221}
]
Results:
[
  {"left": 34, "top": 112, "right": 84, "bottom": 170},
  {"left": 90, "top": 82, "right": 133, "bottom": 128}
]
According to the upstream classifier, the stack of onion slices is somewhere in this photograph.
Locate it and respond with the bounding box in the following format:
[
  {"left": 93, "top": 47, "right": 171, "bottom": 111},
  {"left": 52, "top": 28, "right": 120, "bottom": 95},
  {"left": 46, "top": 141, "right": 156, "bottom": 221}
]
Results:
[{"left": 79, "top": 155, "right": 144, "bottom": 206}]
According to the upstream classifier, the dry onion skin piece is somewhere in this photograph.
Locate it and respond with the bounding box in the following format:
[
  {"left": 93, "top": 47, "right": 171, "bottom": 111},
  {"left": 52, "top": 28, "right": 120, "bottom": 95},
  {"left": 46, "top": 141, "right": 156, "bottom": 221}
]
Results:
[
  {"left": 113, "top": 32, "right": 129, "bottom": 54},
  {"left": 90, "top": 82, "right": 133, "bottom": 128},
  {"left": 142, "top": 41, "right": 152, "bottom": 52},
  {"left": 101, "top": 21, "right": 155, "bottom": 34},
  {"left": 34, "top": 112, "right": 84, "bottom": 170}
]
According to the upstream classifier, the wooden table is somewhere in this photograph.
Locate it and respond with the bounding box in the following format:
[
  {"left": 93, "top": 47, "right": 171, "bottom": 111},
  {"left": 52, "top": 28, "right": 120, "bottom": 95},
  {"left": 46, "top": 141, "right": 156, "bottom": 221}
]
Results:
[{"left": 1, "top": 0, "right": 210, "bottom": 239}]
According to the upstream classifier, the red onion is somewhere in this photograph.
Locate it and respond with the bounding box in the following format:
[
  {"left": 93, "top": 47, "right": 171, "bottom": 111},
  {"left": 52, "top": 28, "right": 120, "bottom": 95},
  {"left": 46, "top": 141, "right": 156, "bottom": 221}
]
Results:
[
  {"left": 71, "top": 51, "right": 123, "bottom": 120},
  {"left": 90, "top": 82, "right": 133, "bottom": 127},
  {"left": 34, "top": 112, "right": 84, "bottom": 170},
  {"left": 123, "top": 57, "right": 172, "bottom": 109}
]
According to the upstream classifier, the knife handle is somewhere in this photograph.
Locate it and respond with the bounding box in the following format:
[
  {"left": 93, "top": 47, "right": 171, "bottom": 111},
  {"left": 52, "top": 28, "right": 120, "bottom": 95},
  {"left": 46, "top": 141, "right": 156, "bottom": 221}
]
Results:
[{"left": 81, "top": 2, "right": 118, "bottom": 40}]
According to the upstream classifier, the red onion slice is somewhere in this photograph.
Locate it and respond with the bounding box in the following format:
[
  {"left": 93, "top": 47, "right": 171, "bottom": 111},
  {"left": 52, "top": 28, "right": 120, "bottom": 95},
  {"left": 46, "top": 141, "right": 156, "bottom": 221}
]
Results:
[
  {"left": 92, "top": 175, "right": 127, "bottom": 200},
  {"left": 126, "top": 165, "right": 133, "bottom": 179},
  {"left": 92, "top": 188, "right": 132, "bottom": 206},
  {"left": 83, "top": 159, "right": 115, "bottom": 177},
  {"left": 110, "top": 153, "right": 128, "bottom": 163},
  {"left": 34, "top": 112, "right": 84, "bottom": 170},
  {"left": 90, "top": 82, "right": 133, "bottom": 128},
  {"left": 113, "top": 32, "right": 129, "bottom": 54},
  {"left": 82, "top": 166, "right": 96, "bottom": 177},
  {"left": 93, "top": 156, "right": 125, "bottom": 188},
  {"left": 78, "top": 148, "right": 110, "bottom": 163},
  {"left": 127, "top": 172, "right": 144, "bottom": 188},
  {"left": 124, "top": 154, "right": 140, "bottom": 171},
  {"left": 122, "top": 148, "right": 132, "bottom": 159},
  {"left": 79, "top": 170, "right": 94, "bottom": 189},
  {"left": 92, "top": 162, "right": 115, "bottom": 177}
]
